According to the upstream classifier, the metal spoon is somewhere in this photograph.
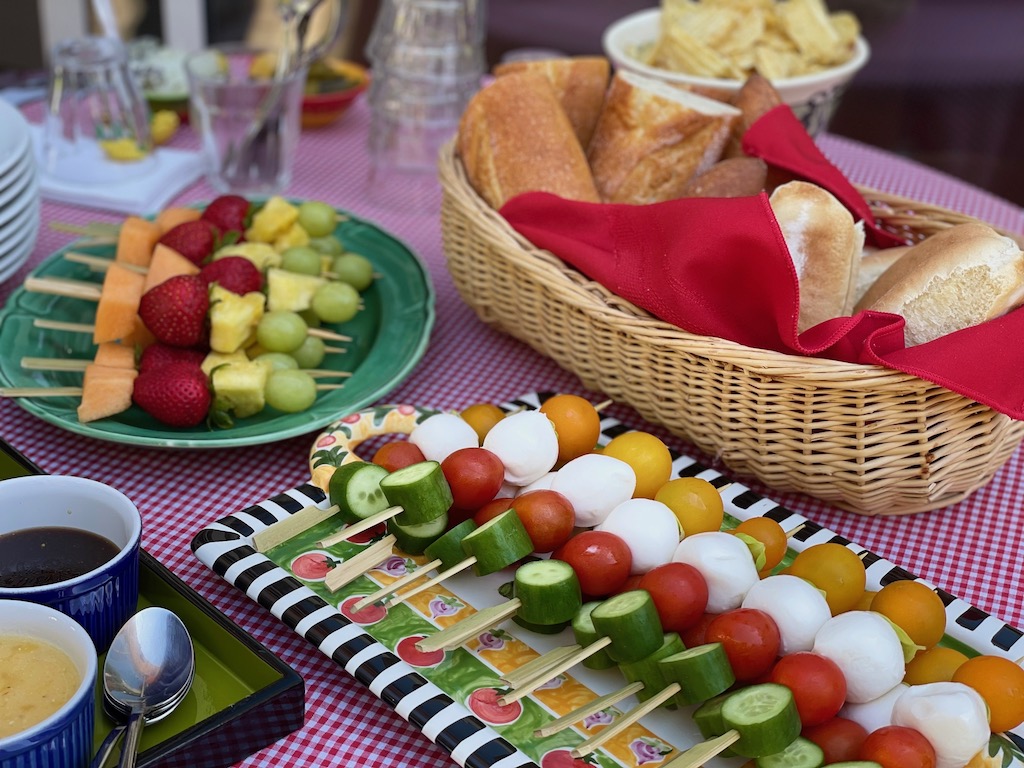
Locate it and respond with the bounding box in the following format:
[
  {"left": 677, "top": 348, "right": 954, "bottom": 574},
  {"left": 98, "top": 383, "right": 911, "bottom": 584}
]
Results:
[{"left": 92, "top": 607, "right": 195, "bottom": 768}]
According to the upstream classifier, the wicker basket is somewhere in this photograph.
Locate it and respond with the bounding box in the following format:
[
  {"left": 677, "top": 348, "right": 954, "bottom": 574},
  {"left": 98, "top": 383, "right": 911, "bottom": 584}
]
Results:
[{"left": 438, "top": 140, "right": 1024, "bottom": 516}]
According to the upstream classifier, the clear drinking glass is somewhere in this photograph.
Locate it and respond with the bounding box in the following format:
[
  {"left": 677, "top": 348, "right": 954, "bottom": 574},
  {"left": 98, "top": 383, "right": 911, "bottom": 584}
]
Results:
[
  {"left": 41, "top": 36, "right": 154, "bottom": 184},
  {"left": 185, "top": 46, "right": 307, "bottom": 196}
]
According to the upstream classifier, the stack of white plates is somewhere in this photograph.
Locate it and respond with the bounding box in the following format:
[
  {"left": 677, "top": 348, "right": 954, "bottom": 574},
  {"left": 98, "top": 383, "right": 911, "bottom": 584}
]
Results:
[{"left": 0, "top": 98, "right": 40, "bottom": 285}]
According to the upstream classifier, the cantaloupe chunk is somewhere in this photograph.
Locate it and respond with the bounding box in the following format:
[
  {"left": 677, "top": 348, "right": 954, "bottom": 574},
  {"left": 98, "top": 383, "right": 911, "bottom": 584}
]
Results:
[
  {"left": 155, "top": 206, "right": 201, "bottom": 234},
  {"left": 77, "top": 364, "right": 138, "bottom": 423},
  {"left": 94, "top": 263, "right": 146, "bottom": 344},
  {"left": 122, "top": 317, "right": 155, "bottom": 351},
  {"left": 143, "top": 243, "right": 201, "bottom": 293},
  {"left": 116, "top": 216, "right": 162, "bottom": 267},
  {"left": 93, "top": 342, "right": 136, "bottom": 369}
]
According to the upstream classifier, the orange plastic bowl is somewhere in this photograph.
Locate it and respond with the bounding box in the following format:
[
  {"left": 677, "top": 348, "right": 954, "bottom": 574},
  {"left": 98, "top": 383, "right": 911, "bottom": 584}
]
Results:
[{"left": 301, "top": 60, "right": 370, "bottom": 129}]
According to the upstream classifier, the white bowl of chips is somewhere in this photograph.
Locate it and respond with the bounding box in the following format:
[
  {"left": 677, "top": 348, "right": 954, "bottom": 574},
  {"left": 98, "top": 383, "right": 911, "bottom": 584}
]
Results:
[{"left": 602, "top": 2, "right": 870, "bottom": 136}]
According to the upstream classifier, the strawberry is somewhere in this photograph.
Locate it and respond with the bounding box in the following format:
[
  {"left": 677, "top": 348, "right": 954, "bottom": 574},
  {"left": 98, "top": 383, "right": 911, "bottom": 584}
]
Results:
[
  {"left": 138, "top": 274, "right": 210, "bottom": 348},
  {"left": 200, "top": 256, "right": 262, "bottom": 295},
  {"left": 133, "top": 362, "right": 211, "bottom": 427},
  {"left": 201, "top": 195, "right": 250, "bottom": 239},
  {"left": 159, "top": 219, "right": 219, "bottom": 265},
  {"left": 138, "top": 344, "right": 207, "bottom": 374}
]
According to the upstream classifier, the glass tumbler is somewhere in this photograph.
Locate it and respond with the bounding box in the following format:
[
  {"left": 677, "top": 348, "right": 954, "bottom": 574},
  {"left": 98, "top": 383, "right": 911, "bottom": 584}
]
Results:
[
  {"left": 41, "top": 36, "right": 154, "bottom": 185},
  {"left": 186, "top": 46, "right": 307, "bottom": 196}
]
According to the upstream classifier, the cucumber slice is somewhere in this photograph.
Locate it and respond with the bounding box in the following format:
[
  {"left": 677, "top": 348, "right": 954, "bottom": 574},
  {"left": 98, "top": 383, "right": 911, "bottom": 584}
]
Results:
[
  {"left": 380, "top": 461, "right": 453, "bottom": 525},
  {"left": 660, "top": 642, "right": 735, "bottom": 705},
  {"left": 460, "top": 510, "right": 533, "bottom": 576},
  {"left": 571, "top": 602, "right": 616, "bottom": 670},
  {"left": 590, "top": 590, "right": 664, "bottom": 664},
  {"left": 513, "top": 615, "right": 570, "bottom": 635},
  {"left": 514, "top": 560, "right": 582, "bottom": 625},
  {"left": 721, "top": 683, "right": 801, "bottom": 758},
  {"left": 755, "top": 737, "right": 824, "bottom": 768},
  {"left": 619, "top": 633, "right": 685, "bottom": 706},
  {"left": 329, "top": 461, "right": 390, "bottom": 524},
  {"left": 423, "top": 520, "right": 477, "bottom": 570},
  {"left": 691, "top": 691, "right": 738, "bottom": 759},
  {"left": 388, "top": 511, "right": 449, "bottom": 555},
  {"left": 826, "top": 764, "right": 882, "bottom": 768}
]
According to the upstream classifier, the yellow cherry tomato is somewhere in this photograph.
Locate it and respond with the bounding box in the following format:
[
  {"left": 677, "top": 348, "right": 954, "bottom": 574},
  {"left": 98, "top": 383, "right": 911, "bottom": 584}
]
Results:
[
  {"left": 787, "top": 542, "right": 866, "bottom": 615},
  {"left": 539, "top": 394, "right": 602, "bottom": 465},
  {"left": 655, "top": 477, "right": 724, "bottom": 536},
  {"left": 731, "top": 517, "right": 789, "bottom": 573},
  {"left": 601, "top": 430, "right": 673, "bottom": 499},
  {"left": 952, "top": 654, "right": 1024, "bottom": 733},
  {"left": 870, "top": 580, "right": 947, "bottom": 650},
  {"left": 904, "top": 645, "right": 968, "bottom": 685},
  {"left": 459, "top": 402, "right": 505, "bottom": 444}
]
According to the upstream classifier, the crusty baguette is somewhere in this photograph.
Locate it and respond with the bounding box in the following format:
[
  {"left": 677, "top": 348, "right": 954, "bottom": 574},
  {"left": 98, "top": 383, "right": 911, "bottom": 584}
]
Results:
[
  {"left": 769, "top": 181, "right": 865, "bottom": 331},
  {"left": 587, "top": 70, "right": 740, "bottom": 205},
  {"left": 457, "top": 71, "right": 600, "bottom": 209},
  {"left": 856, "top": 223, "right": 1024, "bottom": 346},
  {"left": 493, "top": 56, "right": 611, "bottom": 151},
  {"left": 854, "top": 245, "right": 912, "bottom": 308},
  {"left": 680, "top": 156, "right": 767, "bottom": 198}
]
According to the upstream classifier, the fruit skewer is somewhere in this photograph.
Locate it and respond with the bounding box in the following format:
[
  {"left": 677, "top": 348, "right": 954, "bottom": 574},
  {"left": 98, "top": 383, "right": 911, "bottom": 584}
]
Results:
[{"left": 18, "top": 356, "right": 352, "bottom": 378}]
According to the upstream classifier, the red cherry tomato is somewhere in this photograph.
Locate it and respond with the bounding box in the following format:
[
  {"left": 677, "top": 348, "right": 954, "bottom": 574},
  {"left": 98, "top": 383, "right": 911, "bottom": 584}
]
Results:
[
  {"left": 680, "top": 612, "right": 717, "bottom": 648},
  {"left": 637, "top": 563, "right": 709, "bottom": 633},
  {"left": 769, "top": 652, "right": 847, "bottom": 727},
  {"left": 802, "top": 717, "right": 868, "bottom": 764},
  {"left": 858, "top": 726, "right": 936, "bottom": 768},
  {"left": 372, "top": 440, "right": 426, "bottom": 472},
  {"left": 441, "top": 447, "right": 505, "bottom": 511},
  {"left": 611, "top": 574, "right": 643, "bottom": 596},
  {"left": 510, "top": 490, "right": 575, "bottom": 554},
  {"left": 472, "top": 497, "right": 514, "bottom": 527},
  {"left": 551, "top": 530, "right": 632, "bottom": 597},
  {"left": 704, "top": 608, "right": 781, "bottom": 682}
]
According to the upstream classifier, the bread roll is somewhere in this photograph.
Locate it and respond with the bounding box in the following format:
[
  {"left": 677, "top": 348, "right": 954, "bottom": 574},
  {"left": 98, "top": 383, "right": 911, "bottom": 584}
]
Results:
[
  {"left": 854, "top": 245, "right": 912, "bottom": 308},
  {"left": 457, "top": 71, "right": 600, "bottom": 209},
  {"left": 587, "top": 70, "right": 740, "bottom": 205},
  {"left": 857, "top": 223, "right": 1024, "bottom": 346},
  {"left": 769, "top": 181, "right": 865, "bottom": 331},
  {"left": 493, "top": 56, "right": 611, "bottom": 150},
  {"left": 724, "top": 73, "right": 783, "bottom": 159},
  {"left": 680, "top": 156, "right": 767, "bottom": 198}
]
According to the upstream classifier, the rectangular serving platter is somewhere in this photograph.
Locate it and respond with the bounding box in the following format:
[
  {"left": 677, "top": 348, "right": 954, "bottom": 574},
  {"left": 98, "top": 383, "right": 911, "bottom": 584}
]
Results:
[
  {"left": 0, "top": 439, "right": 306, "bottom": 768},
  {"left": 190, "top": 392, "right": 1024, "bottom": 768}
]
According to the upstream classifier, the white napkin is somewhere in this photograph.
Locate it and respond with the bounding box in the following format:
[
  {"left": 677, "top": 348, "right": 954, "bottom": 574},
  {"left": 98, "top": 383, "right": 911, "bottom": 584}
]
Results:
[{"left": 29, "top": 124, "right": 206, "bottom": 216}]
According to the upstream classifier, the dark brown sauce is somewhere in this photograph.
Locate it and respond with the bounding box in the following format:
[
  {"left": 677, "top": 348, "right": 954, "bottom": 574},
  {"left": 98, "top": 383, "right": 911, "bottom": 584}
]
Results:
[{"left": 0, "top": 527, "right": 120, "bottom": 588}]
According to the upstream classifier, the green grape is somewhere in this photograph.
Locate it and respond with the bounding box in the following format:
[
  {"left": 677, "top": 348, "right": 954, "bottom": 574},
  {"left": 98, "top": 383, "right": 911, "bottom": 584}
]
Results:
[
  {"left": 308, "top": 235, "right": 344, "bottom": 257},
  {"left": 256, "top": 352, "right": 299, "bottom": 371},
  {"left": 256, "top": 310, "right": 308, "bottom": 353},
  {"left": 297, "top": 200, "right": 337, "bottom": 238},
  {"left": 290, "top": 335, "right": 326, "bottom": 369},
  {"left": 280, "top": 246, "right": 323, "bottom": 276},
  {"left": 264, "top": 369, "right": 318, "bottom": 413},
  {"left": 311, "top": 282, "right": 359, "bottom": 324},
  {"left": 331, "top": 253, "right": 374, "bottom": 292},
  {"left": 298, "top": 308, "right": 322, "bottom": 328}
]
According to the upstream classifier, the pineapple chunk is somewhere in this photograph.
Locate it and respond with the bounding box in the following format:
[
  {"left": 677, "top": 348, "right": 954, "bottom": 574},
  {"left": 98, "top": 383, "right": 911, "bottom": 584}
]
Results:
[
  {"left": 200, "top": 350, "right": 249, "bottom": 378},
  {"left": 246, "top": 196, "right": 299, "bottom": 243},
  {"left": 209, "top": 285, "right": 266, "bottom": 353},
  {"left": 211, "top": 359, "right": 272, "bottom": 419},
  {"left": 273, "top": 221, "right": 310, "bottom": 251},
  {"left": 213, "top": 242, "right": 281, "bottom": 271},
  {"left": 266, "top": 267, "right": 326, "bottom": 312}
]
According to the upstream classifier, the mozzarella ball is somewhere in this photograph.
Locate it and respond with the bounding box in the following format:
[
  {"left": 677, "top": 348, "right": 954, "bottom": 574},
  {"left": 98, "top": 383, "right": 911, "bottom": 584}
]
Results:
[
  {"left": 672, "top": 532, "right": 759, "bottom": 613},
  {"left": 551, "top": 453, "right": 636, "bottom": 527},
  {"left": 596, "top": 499, "right": 679, "bottom": 574},
  {"left": 517, "top": 472, "right": 556, "bottom": 495},
  {"left": 409, "top": 412, "right": 479, "bottom": 462},
  {"left": 741, "top": 574, "right": 832, "bottom": 654},
  {"left": 482, "top": 410, "right": 559, "bottom": 485},
  {"left": 840, "top": 683, "right": 908, "bottom": 734},
  {"left": 892, "top": 682, "right": 990, "bottom": 768},
  {"left": 812, "top": 611, "right": 905, "bottom": 704}
]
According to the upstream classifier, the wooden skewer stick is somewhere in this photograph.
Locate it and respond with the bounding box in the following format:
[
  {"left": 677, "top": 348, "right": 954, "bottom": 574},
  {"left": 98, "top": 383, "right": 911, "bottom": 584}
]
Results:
[
  {"left": 307, "top": 327, "right": 353, "bottom": 343},
  {"left": 784, "top": 522, "right": 807, "bottom": 539},
  {"left": 318, "top": 506, "right": 404, "bottom": 547},
  {"left": 498, "top": 637, "right": 613, "bottom": 706},
  {"left": 501, "top": 644, "right": 582, "bottom": 688},
  {"left": 390, "top": 556, "right": 477, "bottom": 605},
  {"left": 350, "top": 557, "right": 443, "bottom": 612},
  {"left": 415, "top": 598, "right": 522, "bottom": 653},
  {"left": 0, "top": 387, "right": 83, "bottom": 398},
  {"left": 659, "top": 730, "right": 741, "bottom": 768},
  {"left": 50, "top": 221, "right": 120, "bottom": 239},
  {"left": 63, "top": 251, "right": 147, "bottom": 274},
  {"left": 322, "top": 345, "right": 347, "bottom": 354},
  {"left": 304, "top": 370, "right": 353, "bottom": 379},
  {"left": 253, "top": 504, "right": 341, "bottom": 553},
  {"left": 33, "top": 319, "right": 97, "bottom": 334},
  {"left": 324, "top": 535, "right": 397, "bottom": 593},
  {"left": 571, "top": 683, "right": 682, "bottom": 759},
  {"left": 316, "top": 384, "right": 345, "bottom": 391},
  {"left": 21, "top": 357, "right": 90, "bottom": 372},
  {"left": 533, "top": 681, "right": 645, "bottom": 738},
  {"left": 25, "top": 276, "right": 101, "bottom": 301},
  {"left": 594, "top": 399, "right": 613, "bottom": 412}
]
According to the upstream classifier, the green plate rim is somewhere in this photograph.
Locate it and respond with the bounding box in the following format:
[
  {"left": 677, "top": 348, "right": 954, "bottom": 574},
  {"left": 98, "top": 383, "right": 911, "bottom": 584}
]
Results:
[{"left": 0, "top": 205, "right": 435, "bottom": 449}]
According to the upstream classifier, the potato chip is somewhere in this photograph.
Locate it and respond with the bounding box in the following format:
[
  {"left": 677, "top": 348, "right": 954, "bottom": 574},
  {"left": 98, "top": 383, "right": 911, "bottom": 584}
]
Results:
[
  {"left": 776, "top": 0, "right": 842, "bottom": 65},
  {"left": 652, "top": 25, "right": 744, "bottom": 79},
  {"left": 830, "top": 11, "right": 862, "bottom": 53}
]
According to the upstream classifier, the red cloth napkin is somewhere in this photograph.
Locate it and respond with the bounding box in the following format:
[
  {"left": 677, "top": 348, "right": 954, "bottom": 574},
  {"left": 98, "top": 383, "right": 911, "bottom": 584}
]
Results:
[{"left": 498, "top": 109, "right": 1024, "bottom": 419}]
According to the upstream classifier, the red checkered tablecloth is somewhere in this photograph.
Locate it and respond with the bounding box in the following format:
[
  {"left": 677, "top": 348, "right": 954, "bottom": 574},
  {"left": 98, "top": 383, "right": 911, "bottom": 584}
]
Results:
[{"left": 3, "top": 96, "right": 1023, "bottom": 768}]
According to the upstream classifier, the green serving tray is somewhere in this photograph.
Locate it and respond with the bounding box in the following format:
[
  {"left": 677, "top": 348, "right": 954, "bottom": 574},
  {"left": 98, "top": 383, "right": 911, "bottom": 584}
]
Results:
[{"left": 0, "top": 441, "right": 305, "bottom": 767}]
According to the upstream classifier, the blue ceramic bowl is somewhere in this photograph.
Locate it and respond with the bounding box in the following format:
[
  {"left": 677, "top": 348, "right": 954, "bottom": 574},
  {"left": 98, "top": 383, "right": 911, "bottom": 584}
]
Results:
[
  {"left": 0, "top": 475, "right": 141, "bottom": 653},
  {"left": 0, "top": 600, "right": 97, "bottom": 768}
]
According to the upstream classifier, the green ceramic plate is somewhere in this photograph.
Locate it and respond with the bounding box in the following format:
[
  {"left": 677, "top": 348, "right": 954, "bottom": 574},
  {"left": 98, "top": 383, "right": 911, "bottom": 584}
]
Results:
[{"left": 0, "top": 210, "right": 434, "bottom": 448}]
